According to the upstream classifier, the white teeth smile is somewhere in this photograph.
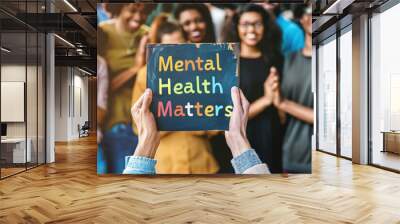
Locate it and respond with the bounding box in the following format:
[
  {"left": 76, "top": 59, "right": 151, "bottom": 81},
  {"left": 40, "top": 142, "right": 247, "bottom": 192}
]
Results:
[
  {"left": 246, "top": 33, "right": 256, "bottom": 40},
  {"left": 191, "top": 31, "right": 201, "bottom": 38},
  {"left": 129, "top": 20, "right": 139, "bottom": 26}
]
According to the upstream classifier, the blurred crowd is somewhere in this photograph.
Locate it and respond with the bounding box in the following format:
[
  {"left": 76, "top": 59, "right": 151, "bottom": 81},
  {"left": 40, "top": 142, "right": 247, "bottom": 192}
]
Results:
[{"left": 97, "top": 3, "right": 313, "bottom": 174}]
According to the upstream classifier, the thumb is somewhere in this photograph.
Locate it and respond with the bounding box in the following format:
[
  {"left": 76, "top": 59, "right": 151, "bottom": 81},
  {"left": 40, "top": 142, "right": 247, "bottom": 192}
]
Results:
[
  {"left": 141, "top": 89, "right": 153, "bottom": 111},
  {"left": 231, "top": 86, "right": 242, "bottom": 113},
  {"left": 270, "top": 67, "right": 277, "bottom": 74}
]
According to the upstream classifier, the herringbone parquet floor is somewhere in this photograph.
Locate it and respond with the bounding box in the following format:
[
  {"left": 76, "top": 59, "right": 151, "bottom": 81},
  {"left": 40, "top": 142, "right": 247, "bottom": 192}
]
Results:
[{"left": 1, "top": 135, "right": 400, "bottom": 224}]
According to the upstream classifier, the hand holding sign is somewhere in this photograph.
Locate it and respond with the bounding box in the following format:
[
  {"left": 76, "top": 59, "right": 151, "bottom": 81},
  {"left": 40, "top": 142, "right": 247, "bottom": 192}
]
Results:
[
  {"left": 131, "top": 89, "right": 160, "bottom": 158},
  {"left": 225, "top": 87, "right": 251, "bottom": 157},
  {"left": 130, "top": 87, "right": 253, "bottom": 161},
  {"left": 147, "top": 43, "right": 239, "bottom": 131}
]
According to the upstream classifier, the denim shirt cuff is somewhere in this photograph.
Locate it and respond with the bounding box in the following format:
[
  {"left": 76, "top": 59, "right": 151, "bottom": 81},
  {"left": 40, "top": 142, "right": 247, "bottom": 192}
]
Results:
[
  {"left": 231, "top": 149, "right": 263, "bottom": 174},
  {"left": 123, "top": 156, "right": 157, "bottom": 174}
]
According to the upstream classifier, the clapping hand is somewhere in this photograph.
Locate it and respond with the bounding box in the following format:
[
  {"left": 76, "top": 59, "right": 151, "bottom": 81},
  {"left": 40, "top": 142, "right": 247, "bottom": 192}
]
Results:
[{"left": 265, "top": 67, "right": 283, "bottom": 108}]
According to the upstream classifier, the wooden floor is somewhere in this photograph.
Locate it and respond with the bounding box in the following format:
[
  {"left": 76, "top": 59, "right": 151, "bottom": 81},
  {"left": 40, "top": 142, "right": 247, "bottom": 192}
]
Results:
[
  {"left": 1, "top": 167, "right": 26, "bottom": 178},
  {"left": 0, "top": 136, "right": 400, "bottom": 223},
  {"left": 1, "top": 163, "right": 44, "bottom": 178},
  {"left": 372, "top": 150, "right": 400, "bottom": 171}
]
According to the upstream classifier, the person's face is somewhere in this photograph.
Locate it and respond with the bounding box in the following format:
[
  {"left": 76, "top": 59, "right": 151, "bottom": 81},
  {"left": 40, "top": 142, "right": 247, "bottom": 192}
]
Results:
[
  {"left": 300, "top": 13, "right": 312, "bottom": 35},
  {"left": 238, "top": 12, "right": 264, "bottom": 47},
  {"left": 178, "top": 9, "right": 207, "bottom": 43},
  {"left": 161, "top": 31, "right": 186, "bottom": 44},
  {"left": 119, "top": 4, "right": 147, "bottom": 32}
]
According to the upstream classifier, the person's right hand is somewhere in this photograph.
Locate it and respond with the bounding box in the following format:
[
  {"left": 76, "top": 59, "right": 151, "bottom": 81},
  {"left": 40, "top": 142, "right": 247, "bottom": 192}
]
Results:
[
  {"left": 131, "top": 89, "right": 160, "bottom": 158},
  {"left": 268, "top": 67, "right": 284, "bottom": 109},
  {"left": 225, "top": 87, "right": 251, "bottom": 157}
]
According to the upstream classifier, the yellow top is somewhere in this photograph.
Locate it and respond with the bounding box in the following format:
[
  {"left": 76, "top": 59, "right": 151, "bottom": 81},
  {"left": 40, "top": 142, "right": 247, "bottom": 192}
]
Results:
[
  {"left": 132, "top": 66, "right": 219, "bottom": 174},
  {"left": 98, "top": 20, "right": 149, "bottom": 130}
]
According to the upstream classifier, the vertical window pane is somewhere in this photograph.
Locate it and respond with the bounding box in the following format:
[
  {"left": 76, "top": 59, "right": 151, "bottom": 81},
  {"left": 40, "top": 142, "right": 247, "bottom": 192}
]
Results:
[
  {"left": 340, "top": 29, "right": 352, "bottom": 158},
  {"left": 318, "top": 37, "right": 337, "bottom": 154}
]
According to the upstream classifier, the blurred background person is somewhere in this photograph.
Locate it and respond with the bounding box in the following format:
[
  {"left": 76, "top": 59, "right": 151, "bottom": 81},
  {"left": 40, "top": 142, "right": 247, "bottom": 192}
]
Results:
[
  {"left": 98, "top": 3, "right": 154, "bottom": 173},
  {"left": 131, "top": 14, "right": 219, "bottom": 174},
  {"left": 97, "top": 56, "right": 108, "bottom": 174},
  {"left": 227, "top": 4, "right": 284, "bottom": 173},
  {"left": 273, "top": 4, "right": 305, "bottom": 55},
  {"left": 175, "top": 4, "right": 235, "bottom": 172},
  {"left": 145, "top": 4, "right": 178, "bottom": 26},
  {"left": 174, "top": 4, "right": 216, "bottom": 43},
  {"left": 205, "top": 3, "right": 227, "bottom": 42},
  {"left": 258, "top": 3, "right": 305, "bottom": 56},
  {"left": 97, "top": 3, "right": 110, "bottom": 24},
  {"left": 268, "top": 5, "right": 313, "bottom": 173},
  {"left": 219, "top": 4, "right": 239, "bottom": 43}
]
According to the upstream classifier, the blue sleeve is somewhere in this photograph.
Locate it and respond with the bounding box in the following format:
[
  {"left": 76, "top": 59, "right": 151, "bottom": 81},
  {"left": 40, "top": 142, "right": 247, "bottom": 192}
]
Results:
[
  {"left": 282, "top": 21, "right": 305, "bottom": 55},
  {"left": 290, "top": 30, "right": 305, "bottom": 52},
  {"left": 123, "top": 156, "right": 157, "bottom": 174},
  {"left": 231, "top": 149, "right": 263, "bottom": 174}
]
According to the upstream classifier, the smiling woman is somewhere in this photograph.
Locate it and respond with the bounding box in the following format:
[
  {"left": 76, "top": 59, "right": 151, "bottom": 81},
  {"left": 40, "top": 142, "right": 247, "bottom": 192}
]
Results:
[
  {"left": 97, "top": 3, "right": 156, "bottom": 174},
  {"left": 225, "top": 4, "right": 284, "bottom": 173},
  {"left": 174, "top": 4, "right": 216, "bottom": 43}
]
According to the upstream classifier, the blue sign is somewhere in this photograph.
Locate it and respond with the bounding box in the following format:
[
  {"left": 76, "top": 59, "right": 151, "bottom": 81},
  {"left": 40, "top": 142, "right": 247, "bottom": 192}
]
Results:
[{"left": 147, "top": 43, "right": 239, "bottom": 131}]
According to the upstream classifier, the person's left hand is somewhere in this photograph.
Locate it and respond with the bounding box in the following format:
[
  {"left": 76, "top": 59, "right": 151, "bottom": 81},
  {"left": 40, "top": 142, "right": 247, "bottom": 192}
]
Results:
[
  {"left": 273, "top": 88, "right": 283, "bottom": 109},
  {"left": 225, "top": 87, "right": 251, "bottom": 157},
  {"left": 131, "top": 89, "right": 160, "bottom": 158}
]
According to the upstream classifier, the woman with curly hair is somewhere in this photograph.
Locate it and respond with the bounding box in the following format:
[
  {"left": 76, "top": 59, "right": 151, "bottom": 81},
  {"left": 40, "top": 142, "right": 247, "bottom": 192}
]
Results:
[
  {"left": 98, "top": 3, "right": 155, "bottom": 173},
  {"left": 227, "top": 4, "right": 284, "bottom": 173}
]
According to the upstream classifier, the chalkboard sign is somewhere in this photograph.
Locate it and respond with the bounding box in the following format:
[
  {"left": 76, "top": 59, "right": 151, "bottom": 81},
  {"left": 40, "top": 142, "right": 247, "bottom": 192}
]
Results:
[{"left": 147, "top": 43, "right": 239, "bottom": 131}]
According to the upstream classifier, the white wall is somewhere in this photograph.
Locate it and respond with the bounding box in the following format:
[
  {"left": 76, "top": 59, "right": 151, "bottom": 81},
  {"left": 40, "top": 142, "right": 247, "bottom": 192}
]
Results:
[
  {"left": 1, "top": 65, "right": 26, "bottom": 150},
  {"left": 55, "top": 67, "right": 69, "bottom": 141},
  {"left": 54, "top": 67, "right": 89, "bottom": 141},
  {"left": 1, "top": 65, "right": 30, "bottom": 138},
  {"left": 1, "top": 63, "right": 46, "bottom": 164},
  {"left": 72, "top": 73, "right": 89, "bottom": 138}
]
